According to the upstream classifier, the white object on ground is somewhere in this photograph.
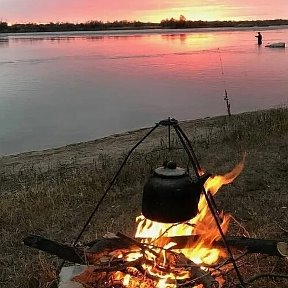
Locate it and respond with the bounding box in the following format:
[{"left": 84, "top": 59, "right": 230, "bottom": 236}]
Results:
[{"left": 58, "top": 265, "right": 87, "bottom": 288}]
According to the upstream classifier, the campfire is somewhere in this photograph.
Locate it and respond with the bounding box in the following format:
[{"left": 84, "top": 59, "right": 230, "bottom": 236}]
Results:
[
  {"left": 68, "top": 159, "right": 244, "bottom": 288},
  {"left": 23, "top": 118, "right": 288, "bottom": 288}
]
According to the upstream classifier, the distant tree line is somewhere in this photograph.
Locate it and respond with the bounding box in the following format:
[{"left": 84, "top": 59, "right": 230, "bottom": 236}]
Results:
[
  {"left": 0, "top": 20, "right": 160, "bottom": 33},
  {"left": 160, "top": 17, "right": 288, "bottom": 29},
  {"left": 0, "top": 18, "right": 288, "bottom": 33}
]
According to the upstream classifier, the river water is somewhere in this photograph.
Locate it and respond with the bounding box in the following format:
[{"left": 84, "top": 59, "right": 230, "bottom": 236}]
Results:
[{"left": 0, "top": 27, "right": 288, "bottom": 155}]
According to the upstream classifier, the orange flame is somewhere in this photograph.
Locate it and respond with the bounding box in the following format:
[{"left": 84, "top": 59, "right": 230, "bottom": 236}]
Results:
[
  {"left": 74, "top": 156, "right": 245, "bottom": 288},
  {"left": 134, "top": 156, "right": 245, "bottom": 287},
  {"left": 204, "top": 153, "right": 246, "bottom": 196}
]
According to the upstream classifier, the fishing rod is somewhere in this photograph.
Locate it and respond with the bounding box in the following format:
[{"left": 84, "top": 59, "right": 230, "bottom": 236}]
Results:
[{"left": 217, "top": 48, "right": 231, "bottom": 116}]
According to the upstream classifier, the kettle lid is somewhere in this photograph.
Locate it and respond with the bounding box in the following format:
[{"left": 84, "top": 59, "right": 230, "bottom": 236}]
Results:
[{"left": 154, "top": 161, "right": 186, "bottom": 177}]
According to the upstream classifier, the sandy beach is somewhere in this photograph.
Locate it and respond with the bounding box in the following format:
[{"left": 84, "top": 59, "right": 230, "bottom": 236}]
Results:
[{"left": 0, "top": 117, "right": 215, "bottom": 173}]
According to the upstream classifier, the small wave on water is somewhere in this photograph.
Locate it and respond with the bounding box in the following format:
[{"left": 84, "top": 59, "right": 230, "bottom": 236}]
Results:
[{"left": 0, "top": 46, "right": 247, "bottom": 67}]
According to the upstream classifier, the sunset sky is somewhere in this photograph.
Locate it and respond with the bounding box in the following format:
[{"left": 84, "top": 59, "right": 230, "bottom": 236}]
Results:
[{"left": 1, "top": 0, "right": 287, "bottom": 24}]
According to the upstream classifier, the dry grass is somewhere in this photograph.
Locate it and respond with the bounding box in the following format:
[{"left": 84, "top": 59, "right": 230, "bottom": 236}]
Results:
[{"left": 0, "top": 107, "right": 288, "bottom": 288}]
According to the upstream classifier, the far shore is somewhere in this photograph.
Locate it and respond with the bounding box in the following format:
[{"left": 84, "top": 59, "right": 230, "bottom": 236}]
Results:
[
  {"left": 1, "top": 18, "right": 288, "bottom": 36},
  {"left": 2, "top": 24, "right": 288, "bottom": 38}
]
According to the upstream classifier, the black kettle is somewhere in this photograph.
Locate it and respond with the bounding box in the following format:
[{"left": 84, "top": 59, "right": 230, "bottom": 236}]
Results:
[{"left": 142, "top": 161, "right": 210, "bottom": 223}]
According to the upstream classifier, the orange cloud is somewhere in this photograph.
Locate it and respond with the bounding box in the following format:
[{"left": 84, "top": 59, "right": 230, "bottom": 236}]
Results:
[{"left": 1, "top": 0, "right": 288, "bottom": 24}]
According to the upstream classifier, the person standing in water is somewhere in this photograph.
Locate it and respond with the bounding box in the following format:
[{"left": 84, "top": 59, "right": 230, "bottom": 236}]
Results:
[{"left": 255, "top": 32, "right": 263, "bottom": 45}]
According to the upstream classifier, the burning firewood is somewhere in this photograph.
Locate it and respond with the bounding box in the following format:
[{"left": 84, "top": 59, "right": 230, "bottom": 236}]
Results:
[
  {"left": 73, "top": 267, "right": 155, "bottom": 288},
  {"left": 23, "top": 233, "right": 288, "bottom": 263},
  {"left": 24, "top": 233, "right": 222, "bottom": 288},
  {"left": 116, "top": 232, "right": 219, "bottom": 288},
  {"left": 23, "top": 232, "right": 288, "bottom": 287},
  {"left": 70, "top": 233, "right": 220, "bottom": 288}
]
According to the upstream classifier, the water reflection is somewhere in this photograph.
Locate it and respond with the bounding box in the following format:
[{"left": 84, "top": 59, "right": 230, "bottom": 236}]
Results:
[
  {"left": 0, "top": 28, "right": 288, "bottom": 155},
  {"left": 0, "top": 37, "right": 9, "bottom": 47},
  {"left": 161, "top": 33, "right": 187, "bottom": 43},
  {"left": 10, "top": 36, "right": 78, "bottom": 43},
  {"left": 8, "top": 34, "right": 149, "bottom": 44}
]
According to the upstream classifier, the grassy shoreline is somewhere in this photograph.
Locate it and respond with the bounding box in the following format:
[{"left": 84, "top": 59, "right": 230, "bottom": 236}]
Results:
[{"left": 1, "top": 107, "right": 288, "bottom": 287}]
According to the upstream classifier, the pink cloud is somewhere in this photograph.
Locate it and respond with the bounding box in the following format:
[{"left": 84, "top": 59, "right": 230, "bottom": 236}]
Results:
[{"left": 1, "top": 0, "right": 287, "bottom": 23}]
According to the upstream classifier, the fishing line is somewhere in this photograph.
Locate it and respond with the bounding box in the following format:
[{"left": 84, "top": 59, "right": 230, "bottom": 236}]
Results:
[
  {"left": 217, "top": 48, "right": 231, "bottom": 116},
  {"left": 218, "top": 48, "right": 225, "bottom": 76}
]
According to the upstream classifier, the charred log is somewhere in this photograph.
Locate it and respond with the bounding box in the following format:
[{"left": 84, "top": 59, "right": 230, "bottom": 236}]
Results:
[{"left": 23, "top": 234, "right": 85, "bottom": 263}]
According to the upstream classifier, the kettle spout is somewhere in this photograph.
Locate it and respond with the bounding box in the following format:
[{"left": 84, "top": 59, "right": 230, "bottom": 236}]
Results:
[
  {"left": 193, "top": 172, "right": 211, "bottom": 197},
  {"left": 199, "top": 172, "right": 211, "bottom": 186}
]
